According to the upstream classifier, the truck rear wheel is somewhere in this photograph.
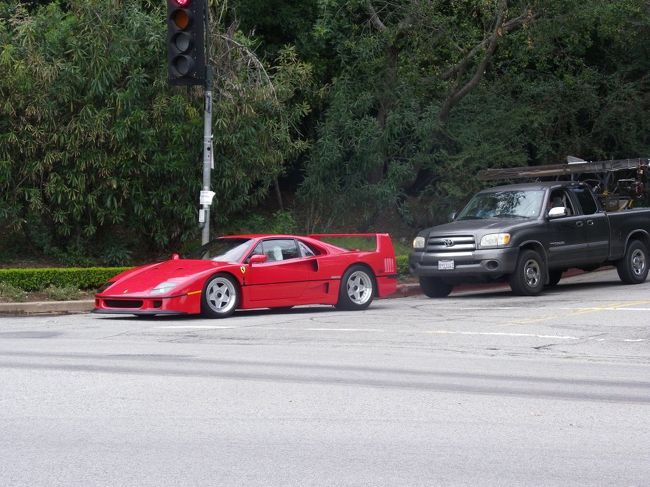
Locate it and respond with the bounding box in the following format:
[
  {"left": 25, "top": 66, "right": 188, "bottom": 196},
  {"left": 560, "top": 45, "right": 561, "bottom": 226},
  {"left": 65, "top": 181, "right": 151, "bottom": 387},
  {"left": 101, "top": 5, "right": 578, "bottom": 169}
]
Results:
[
  {"left": 419, "top": 277, "right": 453, "bottom": 297},
  {"left": 509, "top": 249, "right": 545, "bottom": 296},
  {"left": 616, "top": 240, "right": 649, "bottom": 284}
]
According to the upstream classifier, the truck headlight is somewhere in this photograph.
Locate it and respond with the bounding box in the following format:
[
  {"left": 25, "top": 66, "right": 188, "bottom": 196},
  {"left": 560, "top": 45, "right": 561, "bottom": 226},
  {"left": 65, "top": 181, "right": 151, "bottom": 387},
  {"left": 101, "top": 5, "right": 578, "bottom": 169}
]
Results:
[
  {"left": 413, "top": 236, "right": 425, "bottom": 249},
  {"left": 480, "top": 233, "right": 511, "bottom": 248}
]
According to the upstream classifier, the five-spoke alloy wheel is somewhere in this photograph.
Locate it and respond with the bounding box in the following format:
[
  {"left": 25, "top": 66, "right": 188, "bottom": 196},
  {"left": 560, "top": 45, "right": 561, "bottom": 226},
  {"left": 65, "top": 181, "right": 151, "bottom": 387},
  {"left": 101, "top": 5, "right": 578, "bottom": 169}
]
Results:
[
  {"left": 336, "top": 265, "right": 375, "bottom": 310},
  {"left": 201, "top": 273, "right": 239, "bottom": 318}
]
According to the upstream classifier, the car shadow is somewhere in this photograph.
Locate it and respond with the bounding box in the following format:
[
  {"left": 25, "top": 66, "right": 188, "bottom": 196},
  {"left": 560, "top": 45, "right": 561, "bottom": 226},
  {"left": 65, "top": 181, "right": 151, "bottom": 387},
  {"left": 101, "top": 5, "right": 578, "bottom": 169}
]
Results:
[{"left": 95, "top": 305, "right": 339, "bottom": 321}]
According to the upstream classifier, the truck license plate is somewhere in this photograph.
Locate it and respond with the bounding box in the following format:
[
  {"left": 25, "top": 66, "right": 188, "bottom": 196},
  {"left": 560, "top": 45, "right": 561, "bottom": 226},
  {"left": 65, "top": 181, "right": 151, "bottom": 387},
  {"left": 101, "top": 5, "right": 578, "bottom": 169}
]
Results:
[{"left": 438, "top": 260, "right": 454, "bottom": 270}]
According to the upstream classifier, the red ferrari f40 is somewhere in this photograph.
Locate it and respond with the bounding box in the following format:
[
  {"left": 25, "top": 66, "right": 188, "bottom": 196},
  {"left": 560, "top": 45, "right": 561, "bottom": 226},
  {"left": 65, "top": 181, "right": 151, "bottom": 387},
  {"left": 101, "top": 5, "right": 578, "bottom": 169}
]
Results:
[{"left": 94, "top": 234, "right": 397, "bottom": 318}]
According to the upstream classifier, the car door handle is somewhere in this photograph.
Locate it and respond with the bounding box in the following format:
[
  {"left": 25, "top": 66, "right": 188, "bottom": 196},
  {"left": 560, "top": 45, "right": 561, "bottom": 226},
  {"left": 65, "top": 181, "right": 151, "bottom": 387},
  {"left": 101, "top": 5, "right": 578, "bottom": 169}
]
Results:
[
  {"left": 586, "top": 220, "right": 594, "bottom": 226},
  {"left": 576, "top": 221, "right": 584, "bottom": 227}
]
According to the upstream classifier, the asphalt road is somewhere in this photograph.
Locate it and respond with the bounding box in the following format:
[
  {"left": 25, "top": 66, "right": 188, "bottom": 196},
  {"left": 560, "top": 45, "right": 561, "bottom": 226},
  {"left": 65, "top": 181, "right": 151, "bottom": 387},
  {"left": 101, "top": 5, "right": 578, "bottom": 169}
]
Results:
[{"left": 1, "top": 268, "right": 649, "bottom": 486}]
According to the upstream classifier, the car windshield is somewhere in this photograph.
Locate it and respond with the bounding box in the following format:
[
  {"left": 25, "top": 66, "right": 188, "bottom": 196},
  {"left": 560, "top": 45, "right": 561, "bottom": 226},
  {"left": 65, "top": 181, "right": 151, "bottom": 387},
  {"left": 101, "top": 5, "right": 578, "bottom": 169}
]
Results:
[
  {"left": 186, "top": 238, "right": 254, "bottom": 262},
  {"left": 457, "top": 190, "right": 544, "bottom": 220}
]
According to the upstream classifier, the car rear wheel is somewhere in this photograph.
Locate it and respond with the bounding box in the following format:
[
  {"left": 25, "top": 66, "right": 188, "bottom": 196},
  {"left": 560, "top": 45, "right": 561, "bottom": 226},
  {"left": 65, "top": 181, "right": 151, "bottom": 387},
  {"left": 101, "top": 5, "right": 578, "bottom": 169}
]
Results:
[
  {"left": 336, "top": 265, "right": 375, "bottom": 310},
  {"left": 201, "top": 273, "right": 239, "bottom": 318},
  {"left": 419, "top": 277, "right": 452, "bottom": 297},
  {"left": 509, "top": 249, "right": 545, "bottom": 296},
  {"left": 616, "top": 240, "right": 649, "bottom": 284}
]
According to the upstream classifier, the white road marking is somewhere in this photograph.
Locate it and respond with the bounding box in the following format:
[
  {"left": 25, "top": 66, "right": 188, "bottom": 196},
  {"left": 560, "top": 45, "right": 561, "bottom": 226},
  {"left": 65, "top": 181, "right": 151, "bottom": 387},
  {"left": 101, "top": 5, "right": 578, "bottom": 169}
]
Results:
[
  {"left": 149, "top": 325, "right": 647, "bottom": 342},
  {"left": 257, "top": 326, "right": 581, "bottom": 340},
  {"left": 155, "top": 325, "right": 237, "bottom": 330}
]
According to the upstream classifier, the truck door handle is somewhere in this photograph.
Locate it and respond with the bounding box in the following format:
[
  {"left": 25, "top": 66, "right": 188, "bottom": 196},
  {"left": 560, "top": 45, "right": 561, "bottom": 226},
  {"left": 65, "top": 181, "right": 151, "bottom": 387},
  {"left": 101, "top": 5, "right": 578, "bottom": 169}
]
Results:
[
  {"left": 576, "top": 221, "right": 584, "bottom": 228},
  {"left": 586, "top": 220, "right": 594, "bottom": 226}
]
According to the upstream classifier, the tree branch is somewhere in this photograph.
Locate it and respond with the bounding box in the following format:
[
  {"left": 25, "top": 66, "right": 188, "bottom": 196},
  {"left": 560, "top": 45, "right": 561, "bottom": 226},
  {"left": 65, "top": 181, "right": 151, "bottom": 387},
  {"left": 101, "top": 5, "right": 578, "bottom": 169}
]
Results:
[
  {"left": 368, "top": 3, "right": 387, "bottom": 32},
  {"left": 441, "top": 5, "right": 536, "bottom": 81},
  {"left": 439, "top": 1, "right": 536, "bottom": 123}
]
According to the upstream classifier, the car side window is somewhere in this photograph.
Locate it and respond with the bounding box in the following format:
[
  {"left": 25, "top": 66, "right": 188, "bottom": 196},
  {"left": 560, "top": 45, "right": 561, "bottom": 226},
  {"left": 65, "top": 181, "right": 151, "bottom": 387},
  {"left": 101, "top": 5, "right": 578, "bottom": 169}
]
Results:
[
  {"left": 262, "top": 239, "right": 300, "bottom": 262},
  {"left": 570, "top": 187, "right": 598, "bottom": 215},
  {"left": 298, "top": 241, "right": 316, "bottom": 257}
]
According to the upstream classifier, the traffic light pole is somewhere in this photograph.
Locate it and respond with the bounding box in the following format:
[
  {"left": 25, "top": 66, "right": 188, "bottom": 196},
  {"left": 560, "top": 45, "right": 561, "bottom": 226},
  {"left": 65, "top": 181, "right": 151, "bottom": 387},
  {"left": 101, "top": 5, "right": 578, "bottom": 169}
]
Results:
[{"left": 200, "top": 66, "right": 214, "bottom": 246}]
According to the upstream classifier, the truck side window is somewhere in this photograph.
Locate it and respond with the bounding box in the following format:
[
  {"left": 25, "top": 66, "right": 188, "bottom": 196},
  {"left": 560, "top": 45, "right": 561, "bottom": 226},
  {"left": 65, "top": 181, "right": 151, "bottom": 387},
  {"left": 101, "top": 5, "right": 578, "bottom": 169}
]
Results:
[
  {"left": 549, "top": 190, "right": 575, "bottom": 216},
  {"left": 571, "top": 187, "right": 598, "bottom": 215}
]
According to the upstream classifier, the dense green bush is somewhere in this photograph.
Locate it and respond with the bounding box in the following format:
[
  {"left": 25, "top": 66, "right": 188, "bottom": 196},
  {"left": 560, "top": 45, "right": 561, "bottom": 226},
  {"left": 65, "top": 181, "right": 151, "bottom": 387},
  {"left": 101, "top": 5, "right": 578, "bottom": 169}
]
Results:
[
  {"left": 0, "top": 268, "right": 129, "bottom": 292},
  {"left": 396, "top": 255, "right": 409, "bottom": 279}
]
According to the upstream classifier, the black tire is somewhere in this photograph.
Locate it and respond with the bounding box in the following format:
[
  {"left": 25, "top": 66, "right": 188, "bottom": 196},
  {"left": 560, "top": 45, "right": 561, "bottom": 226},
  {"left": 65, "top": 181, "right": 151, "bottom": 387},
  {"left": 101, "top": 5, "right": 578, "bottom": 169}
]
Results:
[
  {"left": 616, "top": 240, "right": 649, "bottom": 284},
  {"left": 201, "top": 273, "right": 240, "bottom": 318},
  {"left": 546, "top": 269, "right": 563, "bottom": 287},
  {"left": 419, "top": 277, "right": 453, "bottom": 298},
  {"left": 336, "top": 265, "right": 375, "bottom": 310},
  {"left": 509, "top": 249, "right": 545, "bottom": 296}
]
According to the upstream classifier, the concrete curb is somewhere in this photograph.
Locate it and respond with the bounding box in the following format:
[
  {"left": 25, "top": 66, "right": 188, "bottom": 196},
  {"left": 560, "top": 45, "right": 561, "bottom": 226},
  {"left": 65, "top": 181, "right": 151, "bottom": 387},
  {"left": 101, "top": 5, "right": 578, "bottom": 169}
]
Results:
[
  {"left": 0, "top": 300, "right": 95, "bottom": 316},
  {"left": 0, "top": 267, "right": 609, "bottom": 315}
]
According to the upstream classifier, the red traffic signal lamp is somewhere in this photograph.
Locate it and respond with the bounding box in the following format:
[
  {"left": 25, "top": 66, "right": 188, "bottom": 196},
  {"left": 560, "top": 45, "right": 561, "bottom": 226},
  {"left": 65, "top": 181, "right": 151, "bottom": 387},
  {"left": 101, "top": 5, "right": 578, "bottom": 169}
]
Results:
[{"left": 167, "top": 0, "right": 206, "bottom": 86}]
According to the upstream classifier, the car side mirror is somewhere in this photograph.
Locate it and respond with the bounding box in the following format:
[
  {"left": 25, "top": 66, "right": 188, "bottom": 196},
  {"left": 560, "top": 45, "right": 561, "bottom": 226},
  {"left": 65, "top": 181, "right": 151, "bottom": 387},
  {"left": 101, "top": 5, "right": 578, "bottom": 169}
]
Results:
[
  {"left": 547, "top": 207, "right": 568, "bottom": 219},
  {"left": 171, "top": 253, "right": 180, "bottom": 260},
  {"left": 449, "top": 211, "right": 457, "bottom": 221},
  {"left": 249, "top": 254, "right": 268, "bottom": 265}
]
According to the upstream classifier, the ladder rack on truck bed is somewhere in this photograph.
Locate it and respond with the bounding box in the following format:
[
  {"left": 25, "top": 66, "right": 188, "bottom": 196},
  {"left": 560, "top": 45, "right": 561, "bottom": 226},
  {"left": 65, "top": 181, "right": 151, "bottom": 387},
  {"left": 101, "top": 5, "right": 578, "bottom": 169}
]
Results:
[{"left": 477, "top": 158, "right": 650, "bottom": 211}]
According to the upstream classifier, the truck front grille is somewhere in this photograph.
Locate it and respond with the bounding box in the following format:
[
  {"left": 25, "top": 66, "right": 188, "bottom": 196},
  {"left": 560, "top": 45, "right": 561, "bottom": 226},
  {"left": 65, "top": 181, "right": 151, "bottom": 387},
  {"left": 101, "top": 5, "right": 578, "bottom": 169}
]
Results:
[{"left": 426, "top": 235, "right": 476, "bottom": 252}]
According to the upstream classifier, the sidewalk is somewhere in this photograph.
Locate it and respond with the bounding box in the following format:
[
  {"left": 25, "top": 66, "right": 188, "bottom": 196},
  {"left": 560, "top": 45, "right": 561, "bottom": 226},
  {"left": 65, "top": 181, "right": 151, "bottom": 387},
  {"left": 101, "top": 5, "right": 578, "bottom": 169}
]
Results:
[{"left": 0, "top": 268, "right": 599, "bottom": 316}]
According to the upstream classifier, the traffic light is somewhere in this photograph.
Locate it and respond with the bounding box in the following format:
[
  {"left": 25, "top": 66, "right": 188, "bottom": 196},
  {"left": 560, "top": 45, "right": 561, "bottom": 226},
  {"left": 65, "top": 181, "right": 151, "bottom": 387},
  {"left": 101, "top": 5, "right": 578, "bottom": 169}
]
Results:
[{"left": 167, "top": 0, "right": 206, "bottom": 86}]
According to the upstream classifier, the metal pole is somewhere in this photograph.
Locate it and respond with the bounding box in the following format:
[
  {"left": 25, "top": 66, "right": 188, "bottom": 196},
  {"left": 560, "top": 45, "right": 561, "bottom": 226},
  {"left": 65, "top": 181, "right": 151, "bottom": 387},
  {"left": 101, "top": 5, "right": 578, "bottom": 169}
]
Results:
[
  {"left": 200, "top": 67, "right": 213, "bottom": 245},
  {"left": 200, "top": 1, "right": 214, "bottom": 245}
]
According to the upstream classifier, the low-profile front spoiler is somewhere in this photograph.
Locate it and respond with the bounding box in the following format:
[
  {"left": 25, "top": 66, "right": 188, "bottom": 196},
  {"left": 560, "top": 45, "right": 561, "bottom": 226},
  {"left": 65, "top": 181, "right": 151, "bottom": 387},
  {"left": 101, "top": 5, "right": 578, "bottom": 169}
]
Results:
[{"left": 94, "top": 291, "right": 202, "bottom": 315}]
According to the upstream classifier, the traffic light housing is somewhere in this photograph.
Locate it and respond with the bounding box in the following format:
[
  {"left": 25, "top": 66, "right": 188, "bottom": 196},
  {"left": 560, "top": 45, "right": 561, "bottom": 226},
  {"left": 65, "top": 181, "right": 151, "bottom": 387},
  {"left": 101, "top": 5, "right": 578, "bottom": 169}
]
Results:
[{"left": 167, "top": 0, "right": 206, "bottom": 86}]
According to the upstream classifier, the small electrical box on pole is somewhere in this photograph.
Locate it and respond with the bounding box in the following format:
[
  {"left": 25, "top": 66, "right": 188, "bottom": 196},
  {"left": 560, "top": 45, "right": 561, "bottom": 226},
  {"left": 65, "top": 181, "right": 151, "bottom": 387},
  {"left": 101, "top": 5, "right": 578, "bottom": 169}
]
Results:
[{"left": 166, "top": 0, "right": 214, "bottom": 245}]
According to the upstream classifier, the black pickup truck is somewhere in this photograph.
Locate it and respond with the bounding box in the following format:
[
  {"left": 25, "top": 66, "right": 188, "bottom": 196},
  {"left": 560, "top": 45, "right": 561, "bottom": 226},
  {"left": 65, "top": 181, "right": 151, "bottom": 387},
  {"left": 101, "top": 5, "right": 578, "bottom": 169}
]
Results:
[{"left": 409, "top": 181, "right": 650, "bottom": 296}]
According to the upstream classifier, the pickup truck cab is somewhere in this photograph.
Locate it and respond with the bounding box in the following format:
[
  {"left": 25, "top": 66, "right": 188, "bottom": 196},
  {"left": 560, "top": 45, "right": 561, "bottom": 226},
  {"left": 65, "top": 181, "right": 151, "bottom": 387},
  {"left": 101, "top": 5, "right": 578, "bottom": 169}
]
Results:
[{"left": 409, "top": 181, "right": 650, "bottom": 296}]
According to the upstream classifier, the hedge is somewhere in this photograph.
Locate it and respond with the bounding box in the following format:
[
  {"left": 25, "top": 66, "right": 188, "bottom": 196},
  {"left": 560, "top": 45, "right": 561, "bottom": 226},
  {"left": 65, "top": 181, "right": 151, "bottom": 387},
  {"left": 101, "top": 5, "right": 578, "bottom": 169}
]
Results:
[
  {"left": 396, "top": 255, "right": 409, "bottom": 278},
  {"left": 0, "top": 267, "right": 130, "bottom": 292}
]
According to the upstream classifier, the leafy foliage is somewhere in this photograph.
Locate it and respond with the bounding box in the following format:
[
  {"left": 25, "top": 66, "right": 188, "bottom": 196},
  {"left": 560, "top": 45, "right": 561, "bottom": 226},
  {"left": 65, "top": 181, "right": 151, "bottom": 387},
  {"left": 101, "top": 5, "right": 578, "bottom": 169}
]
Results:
[{"left": 0, "top": 0, "right": 310, "bottom": 260}]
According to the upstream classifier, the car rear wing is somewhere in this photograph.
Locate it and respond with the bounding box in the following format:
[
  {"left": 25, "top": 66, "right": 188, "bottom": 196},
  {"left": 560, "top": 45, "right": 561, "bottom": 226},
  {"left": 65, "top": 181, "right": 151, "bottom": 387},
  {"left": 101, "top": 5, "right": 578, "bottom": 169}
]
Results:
[{"left": 309, "top": 233, "right": 395, "bottom": 255}]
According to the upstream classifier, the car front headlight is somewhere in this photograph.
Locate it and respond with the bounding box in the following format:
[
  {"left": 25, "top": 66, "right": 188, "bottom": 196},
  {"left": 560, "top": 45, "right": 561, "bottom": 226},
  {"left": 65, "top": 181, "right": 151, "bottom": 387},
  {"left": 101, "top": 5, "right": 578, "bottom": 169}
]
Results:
[
  {"left": 413, "top": 236, "right": 425, "bottom": 249},
  {"left": 151, "top": 280, "right": 180, "bottom": 295},
  {"left": 480, "top": 233, "right": 511, "bottom": 248}
]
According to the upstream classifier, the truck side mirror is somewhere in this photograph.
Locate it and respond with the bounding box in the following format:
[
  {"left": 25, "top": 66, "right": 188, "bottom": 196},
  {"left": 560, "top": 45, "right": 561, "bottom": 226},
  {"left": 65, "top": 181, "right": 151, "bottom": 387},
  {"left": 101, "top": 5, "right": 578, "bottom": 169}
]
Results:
[
  {"left": 249, "top": 254, "right": 268, "bottom": 265},
  {"left": 547, "top": 207, "right": 568, "bottom": 219}
]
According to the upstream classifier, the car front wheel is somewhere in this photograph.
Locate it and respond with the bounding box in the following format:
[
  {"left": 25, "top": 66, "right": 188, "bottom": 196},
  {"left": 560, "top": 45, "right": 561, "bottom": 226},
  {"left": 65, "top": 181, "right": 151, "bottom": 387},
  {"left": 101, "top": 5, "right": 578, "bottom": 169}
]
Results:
[{"left": 201, "top": 273, "right": 239, "bottom": 318}]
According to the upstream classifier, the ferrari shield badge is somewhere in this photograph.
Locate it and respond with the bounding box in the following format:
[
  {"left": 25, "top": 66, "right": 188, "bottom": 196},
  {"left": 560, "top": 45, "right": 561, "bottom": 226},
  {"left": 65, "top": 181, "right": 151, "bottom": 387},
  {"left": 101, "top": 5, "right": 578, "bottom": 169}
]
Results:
[{"left": 240, "top": 266, "right": 246, "bottom": 274}]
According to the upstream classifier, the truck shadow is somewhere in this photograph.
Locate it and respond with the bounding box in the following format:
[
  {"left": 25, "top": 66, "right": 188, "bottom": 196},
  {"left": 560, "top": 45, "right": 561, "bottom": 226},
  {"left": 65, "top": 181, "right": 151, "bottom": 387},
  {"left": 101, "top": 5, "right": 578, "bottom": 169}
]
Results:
[{"left": 450, "top": 279, "right": 630, "bottom": 299}]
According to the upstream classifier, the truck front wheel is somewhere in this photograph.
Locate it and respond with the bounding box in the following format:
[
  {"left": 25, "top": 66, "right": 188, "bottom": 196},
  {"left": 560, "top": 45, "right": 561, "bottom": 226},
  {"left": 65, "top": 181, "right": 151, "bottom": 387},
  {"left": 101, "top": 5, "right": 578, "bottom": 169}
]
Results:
[
  {"left": 509, "top": 249, "right": 545, "bottom": 296},
  {"left": 419, "top": 277, "right": 453, "bottom": 297},
  {"left": 616, "top": 240, "right": 649, "bottom": 284}
]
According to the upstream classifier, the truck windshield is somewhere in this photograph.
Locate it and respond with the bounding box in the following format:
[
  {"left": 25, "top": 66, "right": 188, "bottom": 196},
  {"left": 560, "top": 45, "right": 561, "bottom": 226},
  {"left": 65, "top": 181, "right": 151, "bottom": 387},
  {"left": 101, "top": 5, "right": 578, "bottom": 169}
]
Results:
[
  {"left": 186, "top": 238, "right": 254, "bottom": 262},
  {"left": 457, "top": 190, "right": 544, "bottom": 220}
]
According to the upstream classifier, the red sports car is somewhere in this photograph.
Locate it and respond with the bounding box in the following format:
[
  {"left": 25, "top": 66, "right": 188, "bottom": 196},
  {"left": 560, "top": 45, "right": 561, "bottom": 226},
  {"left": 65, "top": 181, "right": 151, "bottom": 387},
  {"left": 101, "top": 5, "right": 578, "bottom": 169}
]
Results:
[{"left": 94, "top": 233, "right": 397, "bottom": 318}]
